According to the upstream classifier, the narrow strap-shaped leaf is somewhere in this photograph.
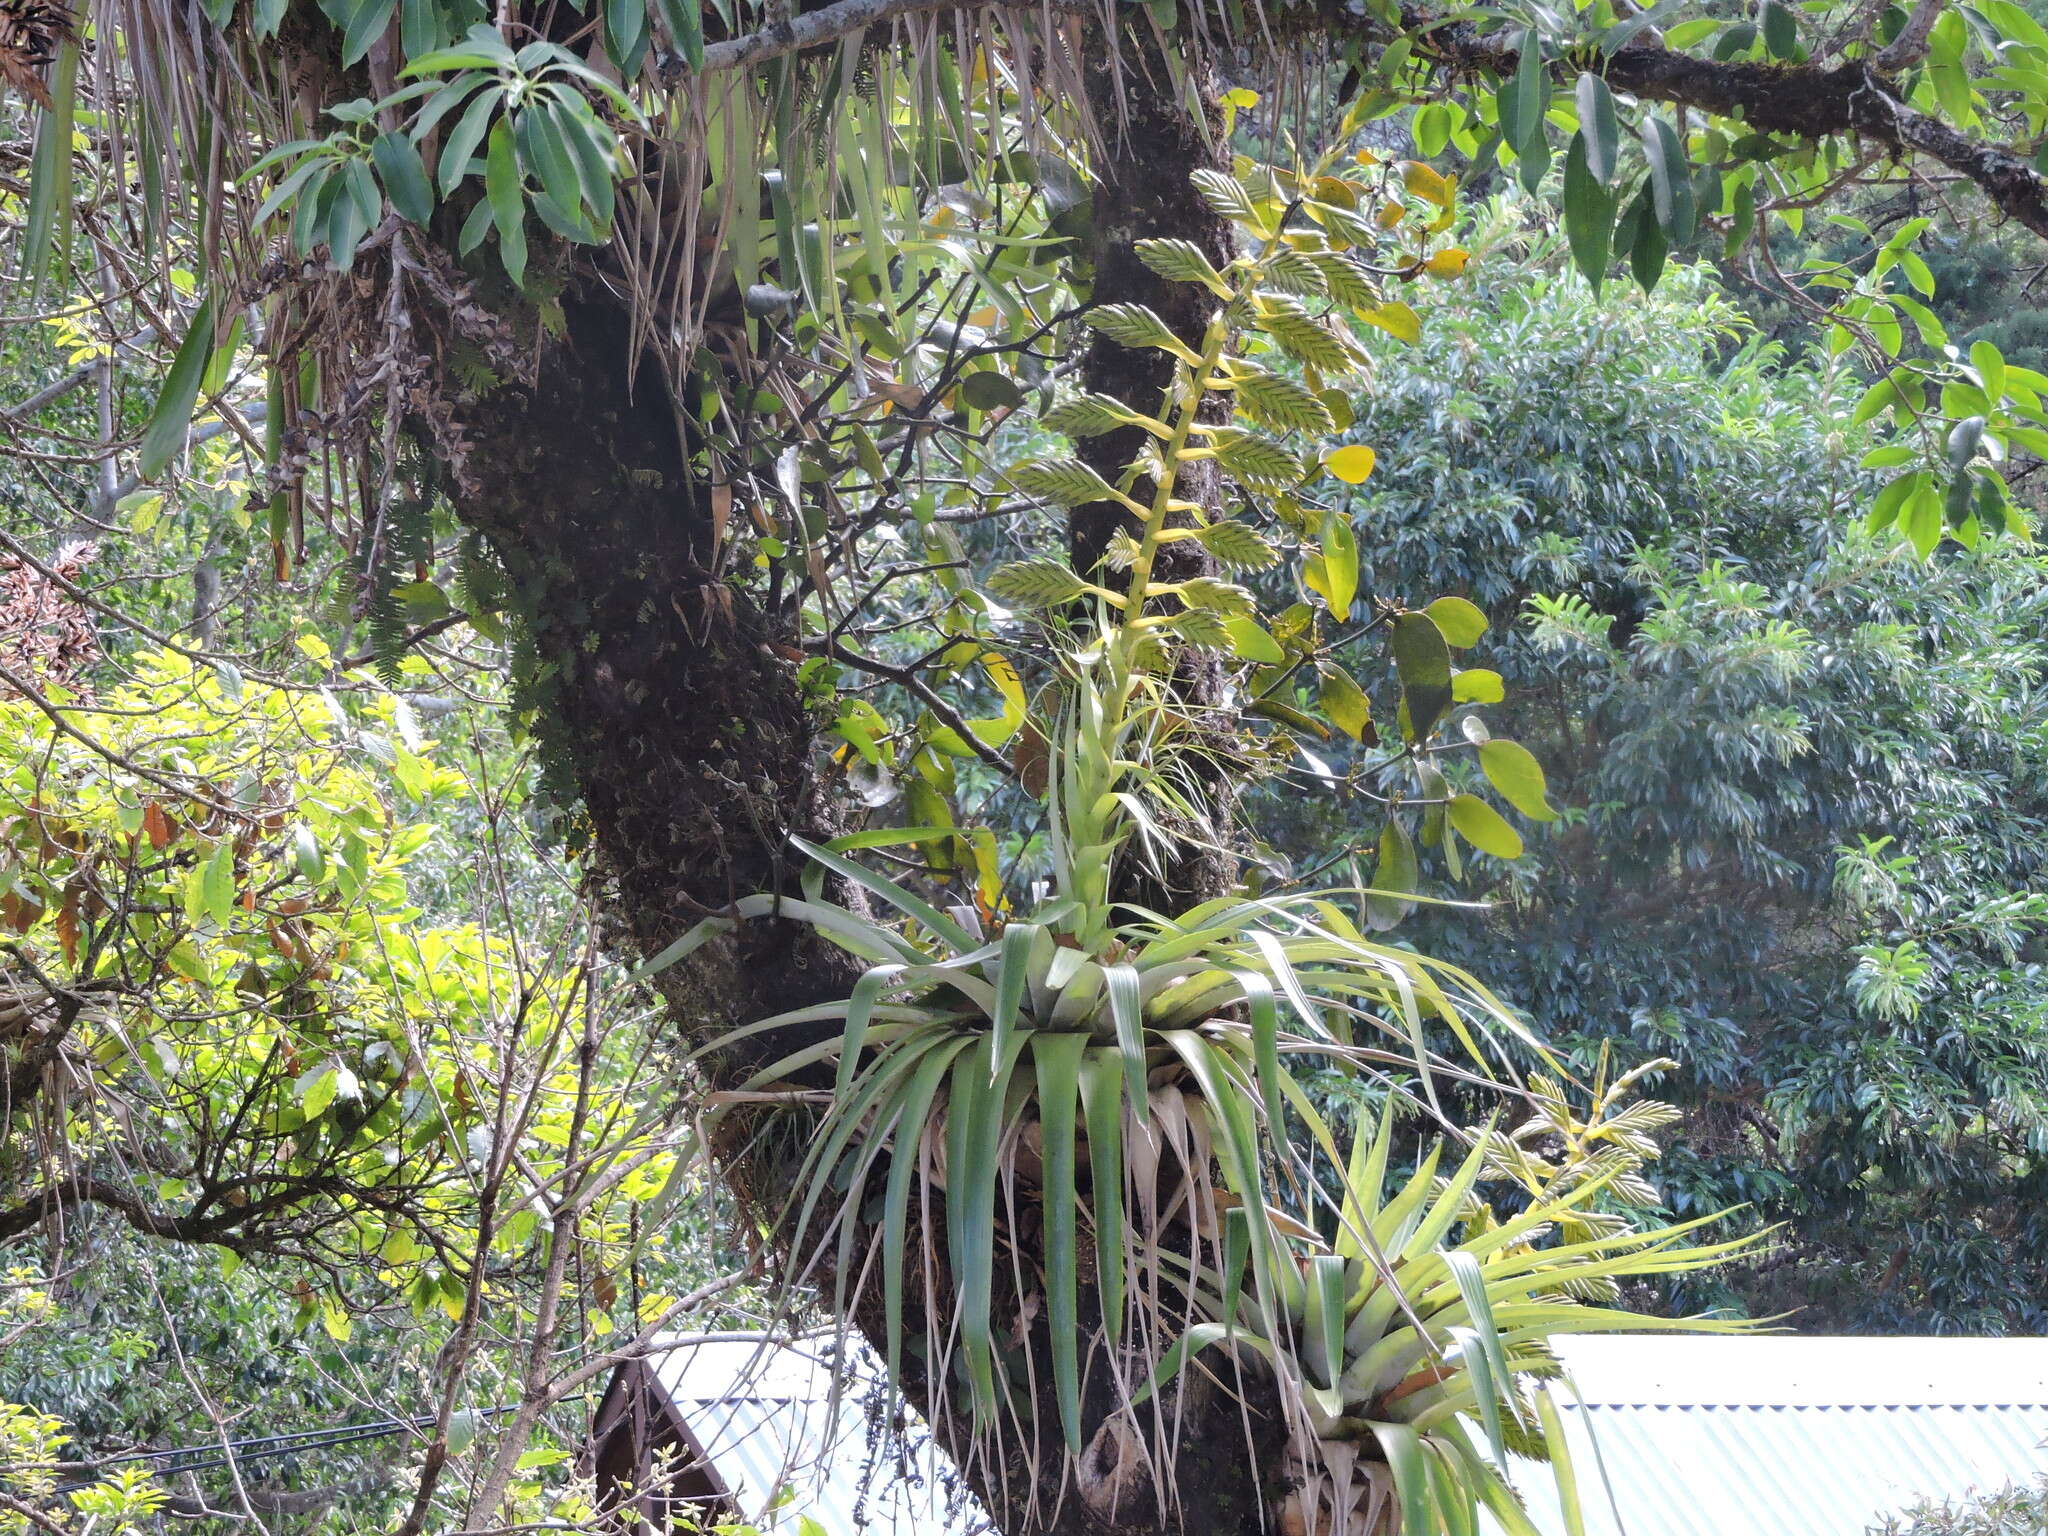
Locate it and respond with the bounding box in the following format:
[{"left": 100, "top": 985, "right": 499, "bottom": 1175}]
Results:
[
  {"left": 1162, "top": 1029, "right": 1283, "bottom": 1329},
  {"left": 1078, "top": 1048, "right": 1128, "bottom": 1341},
  {"left": 21, "top": 40, "right": 80, "bottom": 293},
  {"left": 1219, "top": 1203, "right": 1251, "bottom": 1332},
  {"left": 1336, "top": 1093, "right": 1398, "bottom": 1263},
  {"left": 1033, "top": 1031, "right": 1088, "bottom": 1452},
  {"left": 989, "top": 922, "right": 1040, "bottom": 1081},
  {"left": 1450, "top": 1321, "right": 1508, "bottom": 1473},
  {"left": 1103, "top": 962, "right": 1149, "bottom": 1125},
  {"left": 1537, "top": 1385, "right": 1587, "bottom": 1536},
  {"left": 1427, "top": 1440, "right": 1481, "bottom": 1536},
  {"left": 791, "top": 834, "right": 979, "bottom": 952},
  {"left": 954, "top": 1029, "right": 1031, "bottom": 1423},
  {"left": 836, "top": 963, "right": 905, "bottom": 1101},
  {"left": 1370, "top": 1420, "right": 1434, "bottom": 1536},
  {"left": 624, "top": 915, "right": 734, "bottom": 980},
  {"left": 1129, "top": 1321, "right": 1272, "bottom": 1408},
  {"left": 1446, "top": 1249, "right": 1524, "bottom": 1438},
  {"left": 882, "top": 1036, "right": 970, "bottom": 1399},
  {"left": 1225, "top": 967, "right": 1285, "bottom": 1139},
  {"left": 1248, "top": 929, "right": 1325, "bottom": 1040},
  {"left": 1303, "top": 1252, "right": 1346, "bottom": 1392},
  {"left": 138, "top": 295, "right": 219, "bottom": 480}
]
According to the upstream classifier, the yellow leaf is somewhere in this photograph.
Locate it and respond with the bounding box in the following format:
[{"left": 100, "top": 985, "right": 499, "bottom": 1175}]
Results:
[
  {"left": 1376, "top": 202, "right": 1406, "bottom": 230},
  {"left": 1355, "top": 148, "right": 1380, "bottom": 166},
  {"left": 1400, "top": 160, "right": 1453, "bottom": 207},
  {"left": 1313, "top": 176, "right": 1358, "bottom": 210},
  {"left": 1222, "top": 87, "right": 1260, "bottom": 108},
  {"left": 1358, "top": 302, "right": 1422, "bottom": 345},
  {"left": 1325, "top": 445, "right": 1378, "bottom": 484},
  {"left": 1423, "top": 247, "right": 1472, "bottom": 278}
]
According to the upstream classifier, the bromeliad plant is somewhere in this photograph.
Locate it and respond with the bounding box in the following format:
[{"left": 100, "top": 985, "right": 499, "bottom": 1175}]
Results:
[
  {"left": 1149, "top": 1061, "right": 1770, "bottom": 1536},
  {"left": 644, "top": 150, "right": 1682, "bottom": 1515}
]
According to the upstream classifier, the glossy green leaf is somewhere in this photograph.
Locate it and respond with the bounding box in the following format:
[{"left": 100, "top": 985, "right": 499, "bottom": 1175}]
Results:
[{"left": 139, "top": 296, "right": 219, "bottom": 480}]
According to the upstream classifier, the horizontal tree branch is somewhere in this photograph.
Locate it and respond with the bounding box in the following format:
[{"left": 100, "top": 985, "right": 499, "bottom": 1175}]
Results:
[
  {"left": 688, "top": 0, "right": 1084, "bottom": 74},
  {"left": 1390, "top": 11, "right": 2048, "bottom": 242}
]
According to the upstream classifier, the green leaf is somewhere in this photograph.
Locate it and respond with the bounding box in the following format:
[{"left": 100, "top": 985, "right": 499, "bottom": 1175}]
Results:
[
  {"left": 340, "top": 0, "right": 396, "bottom": 66},
  {"left": 439, "top": 87, "right": 502, "bottom": 195},
  {"left": 1372, "top": 1421, "right": 1433, "bottom": 1536},
  {"left": 960, "top": 371, "right": 1023, "bottom": 412},
  {"left": 1627, "top": 187, "right": 1668, "bottom": 292},
  {"left": 1425, "top": 595, "right": 1487, "bottom": 648},
  {"left": 1452, "top": 668, "right": 1505, "bottom": 704},
  {"left": 1034, "top": 1031, "right": 1088, "bottom": 1452},
  {"left": 1318, "top": 662, "right": 1374, "bottom": 742},
  {"left": 1576, "top": 72, "right": 1619, "bottom": 185},
  {"left": 1449, "top": 794, "right": 1525, "bottom": 859},
  {"left": 1504, "top": 27, "right": 1544, "bottom": 154},
  {"left": 1863, "top": 470, "right": 1924, "bottom": 533},
  {"left": 1315, "top": 511, "right": 1358, "bottom": 621},
  {"left": 21, "top": 41, "right": 80, "bottom": 294},
  {"left": 1563, "top": 134, "right": 1614, "bottom": 293},
  {"left": 1224, "top": 617, "right": 1284, "bottom": 664},
  {"left": 1366, "top": 816, "right": 1419, "bottom": 931},
  {"left": 371, "top": 131, "right": 434, "bottom": 225},
  {"left": 1478, "top": 739, "right": 1558, "bottom": 821},
  {"left": 1103, "top": 962, "right": 1148, "bottom": 1126},
  {"left": 653, "top": 0, "right": 704, "bottom": 71},
  {"left": 989, "top": 922, "right": 1038, "bottom": 1080},
  {"left": 1079, "top": 1050, "right": 1127, "bottom": 1340},
  {"left": 1902, "top": 477, "right": 1944, "bottom": 557},
  {"left": 1642, "top": 116, "right": 1696, "bottom": 244},
  {"left": 485, "top": 118, "right": 528, "bottom": 287},
  {"left": 139, "top": 296, "right": 219, "bottom": 480},
  {"left": 298, "top": 1063, "right": 339, "bottom": 1120},
  {"left": 1391, "top": 611, "right": 1453, "bottom": 740},
  {"left": 1761, "top": 0, "right": 1798, "bottom": 58}
]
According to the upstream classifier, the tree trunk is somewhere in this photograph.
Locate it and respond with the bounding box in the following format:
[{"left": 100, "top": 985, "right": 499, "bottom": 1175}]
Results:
[{"left": 1075, "top": 23, "right": 1244, "bottom": 918}]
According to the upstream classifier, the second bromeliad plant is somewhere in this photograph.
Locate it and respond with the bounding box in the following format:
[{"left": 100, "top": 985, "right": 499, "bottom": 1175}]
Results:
[{"left": 656, "top": 147, "right": 1767, "bottom": 1535}]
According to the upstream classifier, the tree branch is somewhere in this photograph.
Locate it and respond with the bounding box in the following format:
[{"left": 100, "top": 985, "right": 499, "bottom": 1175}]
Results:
[
  {"left": 686, "top": 0, "right": 1085, "bottom": 74},
  {"left": 1366, "top": 11, "right": 2048, "bottom": 242}
]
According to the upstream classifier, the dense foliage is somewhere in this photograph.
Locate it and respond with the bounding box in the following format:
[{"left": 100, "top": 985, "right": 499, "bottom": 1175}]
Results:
[
  {"left": 10, "top": 0, "right": 2048, "bottom": 1529},
  {"left": 1270, "top": 253, "right": 2048, "bottom": 1332}
]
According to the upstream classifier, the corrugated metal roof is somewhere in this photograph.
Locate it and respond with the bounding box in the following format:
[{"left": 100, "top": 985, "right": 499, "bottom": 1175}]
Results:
[
  {"left": 1513, "top": 1337, "right": 2048, "bottom": 1536},
  {"left": 640, "top": 1334, "right": 991, "bottom": 1536}
]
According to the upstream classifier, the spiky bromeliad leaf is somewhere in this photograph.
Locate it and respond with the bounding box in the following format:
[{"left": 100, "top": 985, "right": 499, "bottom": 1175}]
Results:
[
  {"left": 1206, "top": 427, "right": 1309, "bottom": 491},
  {"left": 1006, "top": 456, "right": 1120, "bottom": 507},
  {"left": 1087, "top": 304, "right": 1200, "bottom": 364},
  {"left": 1191, "top": 167, "right": 1264, "bottom": 226},
  {"left": 1135, "top": 237, "right": 1230, "bottom": 294},
  {"left": 1172, "top": 608, "right": 1235, "bottom": 651},
  {"left": 1042, "top": 392, "right": 1141, "bottom": 438},
  {"left": 987, "top": 558, "right": 1088, "bottom": 607},
  {"left": 1231, "top": 366, "right": 1337, "bottom": 435},
  {"left": 1196, "top": 520, "right": 1283, "bottom": 571},
  {"left": 1177, "top": 576, "right": 1257, "bottom": 617},
  {"left": 1255, "top": 295, "right": 1362, "bottom": 373},
  {"left": 1259, "top": 247, "right": 1329, "bottom": 298},
  {"left": 1305, "top": 249, "right": 1379, "bottom": 309}
]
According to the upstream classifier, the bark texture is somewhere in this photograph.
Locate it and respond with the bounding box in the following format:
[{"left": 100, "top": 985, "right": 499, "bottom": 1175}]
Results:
[{"left": 1075, "top": 26, "right": 1245, "bottom": 917}]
